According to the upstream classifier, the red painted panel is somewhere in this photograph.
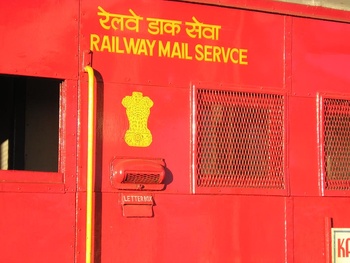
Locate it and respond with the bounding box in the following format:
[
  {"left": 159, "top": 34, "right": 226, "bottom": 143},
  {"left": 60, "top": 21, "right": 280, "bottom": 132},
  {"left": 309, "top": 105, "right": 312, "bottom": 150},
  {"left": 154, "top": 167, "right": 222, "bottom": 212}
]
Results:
[
  {"left": 80, "top": 0, "right": 285, "bottom": 88},
  {"left": 78, "top": 0, "right": 287, "bottom": 196},
  {"left": 0, "top": 193, "right": 75, "bottom": 262},
  {"left": 294, "top": 197, "right": 350, "bottom": 263},
  {"left": 292, "top": 17, "right": 350, "bottom": 97},
  {"left": 0, "top": 1, "right": 79, "bottom": 79},
  {"left": 288, "top": 97, "right": 319, "bottom": 196},
  {"left": 93, "top": 193, "right": 286, "bottom": 263},
  {"left": 188, "top": 0, "right": 350, "bottom": 23},
  {"left": 97, "top": 83, "right": 191, "bottom": 193}
]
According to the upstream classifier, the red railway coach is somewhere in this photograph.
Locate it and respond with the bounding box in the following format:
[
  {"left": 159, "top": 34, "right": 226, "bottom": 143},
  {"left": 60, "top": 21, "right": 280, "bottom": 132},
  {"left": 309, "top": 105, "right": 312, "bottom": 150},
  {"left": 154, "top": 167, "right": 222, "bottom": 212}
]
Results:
[{"left": 1, "top": 0, "right": 350, "bottom": 262}]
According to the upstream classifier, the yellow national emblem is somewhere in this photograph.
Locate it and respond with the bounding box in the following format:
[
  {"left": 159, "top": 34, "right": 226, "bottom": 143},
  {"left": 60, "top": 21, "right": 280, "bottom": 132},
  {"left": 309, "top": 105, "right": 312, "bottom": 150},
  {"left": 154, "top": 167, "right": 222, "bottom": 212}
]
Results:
[{"left": 122, "top": 91, "right": 153, "bottom": 147}]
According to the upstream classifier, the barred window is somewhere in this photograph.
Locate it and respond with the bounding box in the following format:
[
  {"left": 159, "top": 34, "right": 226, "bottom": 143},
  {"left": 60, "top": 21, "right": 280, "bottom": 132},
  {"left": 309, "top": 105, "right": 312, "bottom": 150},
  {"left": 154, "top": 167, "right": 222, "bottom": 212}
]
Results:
[
  {"left": 195, "top": 89, "right": 285, "bottom": 189},
  {"left": 323, "top": 98, "right": 350, "bottom": 190}
]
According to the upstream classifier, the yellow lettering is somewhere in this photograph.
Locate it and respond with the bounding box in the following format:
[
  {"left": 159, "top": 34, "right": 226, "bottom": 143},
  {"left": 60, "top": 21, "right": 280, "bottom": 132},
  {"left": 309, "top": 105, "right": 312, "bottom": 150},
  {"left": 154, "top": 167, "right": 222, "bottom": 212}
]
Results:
[
  {"left": 89, "top": 34, "right": 247, "bottom": 64},
  {"left": 111, "top": 36, "right": 115, "bottom": 52},
  {"left": 183, "top": 43, "right": 193, "bottom": 60},
  {"left": 115, "top": 37, "right": 125, "bottom": 54},
  {"left": 230, "top": 48, "right": 239, "bottom": 64},
  {"left": 203, "top": 45, "right": 213, "bottom": 62},
  {"left": 159, "top": 41, "right": 171, "bottom": 57},
  {"left": 195, "top": 44, "right": 204, "bottom": 61},
  {"left": 90, "top": 34, "right": 100, "bottom": 52},
  {"left": 213, "top": 46, "right": 221, "bottom": 62},
  {"left": 171, "top": 42, "right": 181, "bottom": 58},
  {"left": 124, "top": 37, "right": 139, "bottom": 54},
  {"left": 101, "top": 35, "right": 112, "bottom": 52},
  {"left": 221, "top": 47, "right": 230, "bottom": 63},
  {"left": 146, "top": 40, "right": 156, "bottom": 56},
  {"left": 239, "top": 49, "right": 248, "bottom": 65},
  {"left": 137, "top": 39, "right": 148, "bottom": 55}
]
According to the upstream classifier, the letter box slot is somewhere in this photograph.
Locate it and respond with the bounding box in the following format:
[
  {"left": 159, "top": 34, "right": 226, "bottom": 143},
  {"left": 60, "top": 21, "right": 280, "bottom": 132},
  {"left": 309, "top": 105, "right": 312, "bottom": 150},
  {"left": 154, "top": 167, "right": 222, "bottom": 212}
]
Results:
[
  {"left": 120, "top": 193, "right": 154, "bottom": 218},
  {"left": 110, "top": 158, "right": 166, "bottom": 190}
]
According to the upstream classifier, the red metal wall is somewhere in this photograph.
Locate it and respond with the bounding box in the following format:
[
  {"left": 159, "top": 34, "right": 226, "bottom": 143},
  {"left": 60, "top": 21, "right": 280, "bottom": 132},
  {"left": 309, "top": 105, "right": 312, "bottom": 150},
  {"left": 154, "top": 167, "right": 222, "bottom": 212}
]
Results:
[
  {"left": 0, "top": 1, "right": 79, "bottom": 262},
  {"left": 78, "top": 1, "right": 350, "bottom": 262},
  {"left": 0, "top": 1, "right": 79, "bottom": 79},
  {"left": 78, "top": 1, "right": 288, "bottom": 262},
  {"left": 290, "top": 17, "right": 350, "bottom": 262},
  {"left": 1, "top": 0, "right": 350, "bottom": 262}
]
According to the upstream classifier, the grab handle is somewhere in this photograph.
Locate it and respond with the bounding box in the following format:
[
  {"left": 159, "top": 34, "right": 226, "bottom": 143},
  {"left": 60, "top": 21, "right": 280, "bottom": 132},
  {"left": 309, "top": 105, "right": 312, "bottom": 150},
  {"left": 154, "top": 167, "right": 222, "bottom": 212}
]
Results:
[{"left": 84, "top": 65, "right": 95, "bottom": 263}]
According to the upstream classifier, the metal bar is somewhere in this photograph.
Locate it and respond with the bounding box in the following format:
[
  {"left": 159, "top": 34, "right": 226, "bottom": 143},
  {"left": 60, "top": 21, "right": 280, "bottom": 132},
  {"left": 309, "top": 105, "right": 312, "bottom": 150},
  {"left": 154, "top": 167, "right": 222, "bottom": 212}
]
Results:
[{"left": 84, "top": 65, "right": 95, "bottom": 263}]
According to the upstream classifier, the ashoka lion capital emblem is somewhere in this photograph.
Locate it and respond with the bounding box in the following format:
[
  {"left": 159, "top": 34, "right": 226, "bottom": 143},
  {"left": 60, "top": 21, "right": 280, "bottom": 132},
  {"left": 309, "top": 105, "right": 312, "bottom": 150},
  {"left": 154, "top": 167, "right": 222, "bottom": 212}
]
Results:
[{"left": 122, "top": 92, "right": 153, "bottom": 147}]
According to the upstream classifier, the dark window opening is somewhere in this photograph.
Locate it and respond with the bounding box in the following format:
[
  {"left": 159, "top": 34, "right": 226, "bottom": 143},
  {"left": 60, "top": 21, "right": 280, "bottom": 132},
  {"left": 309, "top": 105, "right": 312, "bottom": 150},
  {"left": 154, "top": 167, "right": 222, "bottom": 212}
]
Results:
[{"left": 0, "top": 75, "right": 60, "bottom": 172}]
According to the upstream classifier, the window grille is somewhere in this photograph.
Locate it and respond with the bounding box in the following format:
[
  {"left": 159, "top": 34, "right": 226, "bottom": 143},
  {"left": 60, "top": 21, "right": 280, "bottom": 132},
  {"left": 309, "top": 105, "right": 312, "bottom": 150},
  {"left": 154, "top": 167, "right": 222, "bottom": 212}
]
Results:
[
  {"left": 323, "top": 98, "right": 350, "bottom": 190},
  {"left": 195, "top": 89, "right": 285, "bottom": 189}
]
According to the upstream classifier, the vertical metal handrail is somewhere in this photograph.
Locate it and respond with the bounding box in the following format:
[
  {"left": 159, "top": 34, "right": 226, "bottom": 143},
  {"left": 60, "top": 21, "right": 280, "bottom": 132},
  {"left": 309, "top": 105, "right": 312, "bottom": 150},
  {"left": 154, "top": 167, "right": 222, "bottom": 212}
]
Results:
[{"left": 84, "top": 65, "right": 94, "bottom": 263}]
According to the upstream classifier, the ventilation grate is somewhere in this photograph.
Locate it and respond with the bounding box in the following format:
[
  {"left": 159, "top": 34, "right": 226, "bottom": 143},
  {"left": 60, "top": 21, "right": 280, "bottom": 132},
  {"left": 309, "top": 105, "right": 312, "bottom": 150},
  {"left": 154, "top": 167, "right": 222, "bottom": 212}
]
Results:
[
  {"left": 324, "top": 98, "right": 350, "bottom": 190},
  {"left": 195, "top": 89, "right": 285, "bottom": 189},
  {"left": 124, "top": 173, "right": 161, "bottom": 184}
]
